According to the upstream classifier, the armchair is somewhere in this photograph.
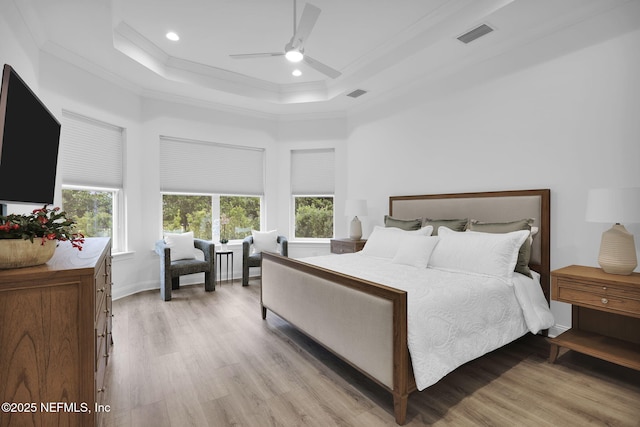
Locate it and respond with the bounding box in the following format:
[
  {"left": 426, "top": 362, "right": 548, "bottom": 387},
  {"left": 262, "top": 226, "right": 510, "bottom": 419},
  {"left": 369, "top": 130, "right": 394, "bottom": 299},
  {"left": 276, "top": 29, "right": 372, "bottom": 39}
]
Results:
[
  {"left": 155, "top": 238, "right": 216, "bottom": 301},
  {"left": 242, "top": 234, "right": 288, "bottom": 286}
]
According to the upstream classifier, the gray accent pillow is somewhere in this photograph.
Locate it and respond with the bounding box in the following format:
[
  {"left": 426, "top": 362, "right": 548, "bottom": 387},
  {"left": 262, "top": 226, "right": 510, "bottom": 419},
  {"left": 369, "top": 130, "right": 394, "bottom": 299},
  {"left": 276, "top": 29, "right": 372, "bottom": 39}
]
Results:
[
  {"left": 424, "top": 218, "right": 468, "bottom": 236},
  {"left": 384, "top": 215, "right": 422, "bottom": 231},
  {"left": 468, "top": 218, "right": 533, "bottom": 278}
]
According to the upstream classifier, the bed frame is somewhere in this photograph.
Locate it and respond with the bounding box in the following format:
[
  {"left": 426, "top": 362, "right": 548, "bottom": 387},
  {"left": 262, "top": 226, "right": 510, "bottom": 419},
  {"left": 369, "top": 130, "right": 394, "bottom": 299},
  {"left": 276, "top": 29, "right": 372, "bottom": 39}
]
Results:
[{"left": 261, "top": 189, "right": 550, "bottom": 424}]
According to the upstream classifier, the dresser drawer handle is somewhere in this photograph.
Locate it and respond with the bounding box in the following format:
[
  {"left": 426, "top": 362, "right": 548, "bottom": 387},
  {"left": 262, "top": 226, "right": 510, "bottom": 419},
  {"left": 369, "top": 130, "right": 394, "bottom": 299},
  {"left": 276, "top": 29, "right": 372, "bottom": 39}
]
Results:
[
  {"left": 97, "top": 387, "right": 105, "bottom": 393},
  {"left": 97, "top": 332, "right": 106, "bottom": 338},
  {"left": 602, "top": 286, "right": 607, "bottom": 291},
  {"left": 97, "top": 287, "right": 105, "bottom": 293},
  {"left": 601, "top": 298, "right": 608, "bottom": 304}
]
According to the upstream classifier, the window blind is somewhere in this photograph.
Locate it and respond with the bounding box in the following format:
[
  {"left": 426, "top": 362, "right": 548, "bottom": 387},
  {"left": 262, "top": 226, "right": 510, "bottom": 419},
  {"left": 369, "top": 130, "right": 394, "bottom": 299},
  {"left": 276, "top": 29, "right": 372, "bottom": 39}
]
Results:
[
  {"left": 290, "top": 148, "right": 335, "bottom": 195},
  {"left": 61, "top": 111, "right": 124, "bottom": 188},
  {"left": 159, "top": 137, "right": 264, "bottom": 195}
]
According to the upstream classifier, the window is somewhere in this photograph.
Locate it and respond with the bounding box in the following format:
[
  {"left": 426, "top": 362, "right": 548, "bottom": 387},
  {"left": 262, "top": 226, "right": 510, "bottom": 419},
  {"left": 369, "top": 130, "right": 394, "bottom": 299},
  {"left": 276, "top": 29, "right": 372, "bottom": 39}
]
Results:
[
  {"left": 294, "top": 196, "right": 334, "bottom": 238},
  {"left": 162, "top": 194, "right": 212, "bottom": 239},
  {"left": 159, "top": 137, "right": 265, "bottom": 241},
  {"left": 161, "top": 194, "right": 260, "bottom": 241},
  {"left": 60, "top": 111, "right": 124, "bottom": 251},
  {"left": 220, "top": 195, "right": 260, "bottom": 240},
  {"left": 290, "top": 149, "right": 335, "bottom": 239}
]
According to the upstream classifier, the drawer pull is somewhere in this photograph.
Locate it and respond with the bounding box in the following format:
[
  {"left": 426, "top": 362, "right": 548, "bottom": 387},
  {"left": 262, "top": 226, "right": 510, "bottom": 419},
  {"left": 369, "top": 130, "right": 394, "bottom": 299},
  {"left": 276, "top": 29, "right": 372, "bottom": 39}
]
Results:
[
  {"left": 97, "top": 332, "right": 105, "bottom": 338},
  {"left": 602, "top": 286, "right": 607, "bottom": 291},
  {"left": 97, "top": 287, "right": 105, "bottom": 293},
  {"left": 104, "top": 309, "right": 110, "bottom": 314},
  {"left": 97, "top": 387, "right": 105, "bottom": 393},
  {"left": 601, "top": 298, "right": 608, "bottom": 304}
]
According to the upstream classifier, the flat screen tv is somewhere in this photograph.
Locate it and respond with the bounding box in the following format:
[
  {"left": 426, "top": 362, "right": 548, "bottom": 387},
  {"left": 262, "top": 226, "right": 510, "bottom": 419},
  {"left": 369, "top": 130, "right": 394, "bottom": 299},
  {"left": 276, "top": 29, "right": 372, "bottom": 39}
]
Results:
[{"left": 0, "top": 64, "right": 61, "bottom": 212}]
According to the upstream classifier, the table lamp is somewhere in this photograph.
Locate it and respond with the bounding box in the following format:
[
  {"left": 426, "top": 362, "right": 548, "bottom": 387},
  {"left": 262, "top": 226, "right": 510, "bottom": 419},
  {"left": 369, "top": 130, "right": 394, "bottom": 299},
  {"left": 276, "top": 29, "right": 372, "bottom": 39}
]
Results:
[
  {"left": 585, "top": 188, "right": 640, "bottom": 275},
  {"left": 345, "top": 199, "right": 367, "bottom": 240}
]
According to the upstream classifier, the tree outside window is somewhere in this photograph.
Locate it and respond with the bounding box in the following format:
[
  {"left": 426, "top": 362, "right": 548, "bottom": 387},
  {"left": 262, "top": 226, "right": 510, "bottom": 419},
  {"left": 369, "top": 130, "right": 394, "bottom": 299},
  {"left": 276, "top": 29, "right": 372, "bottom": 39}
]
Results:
[
  {"left": 294, "top": 196, "right": 334, "bottom": 238},
  {"left": 162, "top": 194, "right": 260, "bottom": 241},
  {"left": 62, "top": 188, "right": 114, "bottom": 239}
]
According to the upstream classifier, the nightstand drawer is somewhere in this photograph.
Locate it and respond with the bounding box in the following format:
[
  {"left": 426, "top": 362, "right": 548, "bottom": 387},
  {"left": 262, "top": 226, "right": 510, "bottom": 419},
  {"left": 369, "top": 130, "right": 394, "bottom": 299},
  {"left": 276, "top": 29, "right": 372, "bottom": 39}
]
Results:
[
  {"left": 555, "top": 285, "right": 640, "bottom": 316},
  {"left": 553, "top": 275, "right": 640, "bottom": 317},
  {"left": 330, "top": 239, "right": 366, "bottom": 254}
]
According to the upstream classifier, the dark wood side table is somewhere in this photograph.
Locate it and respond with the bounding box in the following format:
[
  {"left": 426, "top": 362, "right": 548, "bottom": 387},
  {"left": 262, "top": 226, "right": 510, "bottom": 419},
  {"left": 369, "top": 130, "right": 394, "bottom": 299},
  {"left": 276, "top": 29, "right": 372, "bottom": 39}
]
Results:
[
  {"left": 330, "top": 238, "right": 367, "bottom": 254},
  {"left": 548, "top": 265, "right": 640, "bottom": 370}
]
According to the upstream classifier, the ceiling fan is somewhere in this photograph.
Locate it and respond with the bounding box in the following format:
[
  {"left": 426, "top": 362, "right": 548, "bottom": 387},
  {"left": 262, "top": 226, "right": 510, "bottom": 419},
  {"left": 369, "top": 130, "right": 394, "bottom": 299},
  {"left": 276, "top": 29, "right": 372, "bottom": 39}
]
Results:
[{"left": 229, "top": 0, "right": 341, "bottom": 79}]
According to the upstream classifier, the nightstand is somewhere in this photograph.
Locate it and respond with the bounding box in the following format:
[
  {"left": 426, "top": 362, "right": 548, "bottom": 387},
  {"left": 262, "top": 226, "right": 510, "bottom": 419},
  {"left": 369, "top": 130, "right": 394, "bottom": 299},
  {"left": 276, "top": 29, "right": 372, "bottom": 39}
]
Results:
[
  {"left": 330, "top": 238, "right": 367, "bottom": 254},
  {"left": 548, "top": 265, "right": 640, "bottom": 370}
]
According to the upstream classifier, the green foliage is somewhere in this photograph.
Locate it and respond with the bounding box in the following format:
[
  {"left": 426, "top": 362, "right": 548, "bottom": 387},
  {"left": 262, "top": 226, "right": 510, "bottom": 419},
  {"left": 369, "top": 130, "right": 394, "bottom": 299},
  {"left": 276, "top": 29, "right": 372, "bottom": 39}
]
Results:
[
  {"left": 220, "top": 196, "right": 260, "bottom": 240},
  {"left": 62, "top": 189, "right": 113, "bottom": 238},
  {"left": 295, "top": 197, "right": 333, "bottom": 238},
  {"left": 162, "top": 194, "right": 212, "bottom": 239}
]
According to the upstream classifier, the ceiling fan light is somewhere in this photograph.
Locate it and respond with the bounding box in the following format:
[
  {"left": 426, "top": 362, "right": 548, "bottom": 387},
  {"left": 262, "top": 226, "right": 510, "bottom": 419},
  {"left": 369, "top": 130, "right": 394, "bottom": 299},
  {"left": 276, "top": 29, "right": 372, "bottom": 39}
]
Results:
[
  {"left": 292, "top": 69, "right": 302, "bottom": 77},
  {"left": 285, "top": 49, "right": 303, "bottom": 62},
  {"left": 166, "top": 31, "right": 180, "bottom": 41}
]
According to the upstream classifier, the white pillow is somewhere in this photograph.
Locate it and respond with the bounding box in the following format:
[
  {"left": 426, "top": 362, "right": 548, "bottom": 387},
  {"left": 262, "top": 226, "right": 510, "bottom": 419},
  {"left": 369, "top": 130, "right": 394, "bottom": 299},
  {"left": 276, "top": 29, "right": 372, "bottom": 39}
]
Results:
[
  {"left": 165, "top": 231, "right": 196, "bottom": 261},
  {"left": 428, "top": 226, "right": 529, "bottom": 282},
  {"left": 392, "top": 236, "right": 439, "bottom": 268},
  {"left": 360, "top": 225, "right": 433, "bottom": 259},
  {"left": 251, "top": 230, "right": 278, "bottom": 254}
]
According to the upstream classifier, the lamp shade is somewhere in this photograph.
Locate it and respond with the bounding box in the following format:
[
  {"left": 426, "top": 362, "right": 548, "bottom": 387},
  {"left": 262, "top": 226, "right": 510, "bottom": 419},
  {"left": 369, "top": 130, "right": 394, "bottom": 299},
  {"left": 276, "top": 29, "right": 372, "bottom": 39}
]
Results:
[
  {"left": 345, "top": 199, "right": 367, "bottom": 217},
  {"left": 586, "top": 188, "right": 640, "bottom": 223}
]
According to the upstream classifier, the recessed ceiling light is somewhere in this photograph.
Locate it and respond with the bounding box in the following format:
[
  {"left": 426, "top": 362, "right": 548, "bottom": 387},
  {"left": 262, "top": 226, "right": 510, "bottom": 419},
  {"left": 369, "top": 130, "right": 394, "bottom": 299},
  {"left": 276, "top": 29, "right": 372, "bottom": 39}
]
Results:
[
  {"left": 166, "top": 32, "right": 180, "bottom": 41},
  {"left": 292, "top": 69, "right": 302, "bottom": 77}
]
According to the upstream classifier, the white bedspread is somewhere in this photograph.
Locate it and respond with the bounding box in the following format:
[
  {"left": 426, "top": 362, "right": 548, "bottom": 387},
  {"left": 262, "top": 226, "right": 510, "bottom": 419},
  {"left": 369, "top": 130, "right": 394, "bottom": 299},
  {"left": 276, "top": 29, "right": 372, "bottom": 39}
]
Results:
[{"left": 300, "top": 253, "right": 554, "bottom": 390}]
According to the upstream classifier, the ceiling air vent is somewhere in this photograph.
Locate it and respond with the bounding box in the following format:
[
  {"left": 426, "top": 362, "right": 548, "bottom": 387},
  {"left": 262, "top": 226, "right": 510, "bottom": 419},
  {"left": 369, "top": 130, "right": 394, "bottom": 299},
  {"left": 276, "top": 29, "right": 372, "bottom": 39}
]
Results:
[
  {"left": 457, "top": 23, "right": 494, "bottom": 44},
  {"left": 347, "top": 89, "right": 367, "bottom": 98}
]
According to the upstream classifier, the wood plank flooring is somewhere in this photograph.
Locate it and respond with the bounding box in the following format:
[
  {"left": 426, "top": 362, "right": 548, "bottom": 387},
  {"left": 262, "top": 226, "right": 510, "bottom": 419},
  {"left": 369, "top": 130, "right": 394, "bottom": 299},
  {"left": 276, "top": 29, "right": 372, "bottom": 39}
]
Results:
[{"left": 101, "top": 279, "right": 640, "bottom": 427}]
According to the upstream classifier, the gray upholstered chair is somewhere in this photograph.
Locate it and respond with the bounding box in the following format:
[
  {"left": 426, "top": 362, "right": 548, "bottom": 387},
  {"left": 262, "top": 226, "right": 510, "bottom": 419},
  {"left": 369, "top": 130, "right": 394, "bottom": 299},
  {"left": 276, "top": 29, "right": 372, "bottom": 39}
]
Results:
[
  {"left": 155, "top": 238, "right": 216, "bottom": 301},
  {"left": 242, "top": 235, "right": 288, "bottom": 286}
]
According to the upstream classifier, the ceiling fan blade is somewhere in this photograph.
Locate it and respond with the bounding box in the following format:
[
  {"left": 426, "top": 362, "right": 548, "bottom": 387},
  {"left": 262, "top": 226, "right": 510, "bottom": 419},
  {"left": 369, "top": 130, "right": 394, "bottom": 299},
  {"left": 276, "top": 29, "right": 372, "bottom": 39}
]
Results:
[
  {"left": 291, "top": 3, "right": 321, "bottom": 47},
  {"left": 304, "top": 55, "right": 341, "bottom": 79},
  {"left": 229, "top": 52, "right": 284, "bottom": 59}
]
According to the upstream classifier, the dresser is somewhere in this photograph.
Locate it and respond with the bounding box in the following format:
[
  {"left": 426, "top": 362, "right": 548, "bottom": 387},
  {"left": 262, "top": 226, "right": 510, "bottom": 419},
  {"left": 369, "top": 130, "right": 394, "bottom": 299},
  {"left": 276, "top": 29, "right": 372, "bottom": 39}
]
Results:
[
  {"left": 330, "top": 238, "right": 367, "bottom": 254},
  {"left": 548, "top": 265, "right": 640, "bottom": 371},
  {"left": 0, "top": 237, "right": 112, "bottom": 427}
]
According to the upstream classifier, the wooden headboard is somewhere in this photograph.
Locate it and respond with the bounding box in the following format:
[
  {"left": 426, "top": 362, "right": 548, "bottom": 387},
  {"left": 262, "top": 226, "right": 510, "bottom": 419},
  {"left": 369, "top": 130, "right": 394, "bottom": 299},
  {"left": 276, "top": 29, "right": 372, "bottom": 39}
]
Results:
[{"left": 389, "top": 189, "right": 551, "bottom": 302}]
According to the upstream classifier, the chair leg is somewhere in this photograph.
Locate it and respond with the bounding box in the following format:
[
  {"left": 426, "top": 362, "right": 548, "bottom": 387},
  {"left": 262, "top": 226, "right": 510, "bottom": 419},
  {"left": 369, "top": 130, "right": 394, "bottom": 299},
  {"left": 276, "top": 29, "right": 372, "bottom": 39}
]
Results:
[
  {"left": 204, "top": 271, "right": 214, "bottom": 292},
  {"left": 172, "top": 277, "right": 180, "bottom": 290},
  {"left": 242, "top": 268, "right": 249, "bottom": 286},
  {"left": 160, "top": 273, "right": 171, "bottom": 301}
]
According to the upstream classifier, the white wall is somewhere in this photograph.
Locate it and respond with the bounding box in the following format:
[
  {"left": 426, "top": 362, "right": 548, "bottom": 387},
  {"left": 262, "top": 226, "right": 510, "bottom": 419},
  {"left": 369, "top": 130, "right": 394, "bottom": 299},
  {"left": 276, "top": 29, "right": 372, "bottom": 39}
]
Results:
[{"left": 346, "top": 28, "right": 640, "bottom": 334}]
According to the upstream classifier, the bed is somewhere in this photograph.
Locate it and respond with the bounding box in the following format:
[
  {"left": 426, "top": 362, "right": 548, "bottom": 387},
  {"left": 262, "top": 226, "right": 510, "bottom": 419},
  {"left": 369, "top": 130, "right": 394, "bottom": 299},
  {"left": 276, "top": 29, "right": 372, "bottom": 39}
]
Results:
[{"left": 260, "top": 189, "right": 553, "bottom": 424}]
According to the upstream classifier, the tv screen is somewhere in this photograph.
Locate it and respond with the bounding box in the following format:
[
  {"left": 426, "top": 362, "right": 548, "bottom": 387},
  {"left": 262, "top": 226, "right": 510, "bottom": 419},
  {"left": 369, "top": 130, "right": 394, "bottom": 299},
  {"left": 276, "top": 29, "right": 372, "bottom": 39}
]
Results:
[{"left": 0, "top": 64, "right": 61, "bottom": 206}]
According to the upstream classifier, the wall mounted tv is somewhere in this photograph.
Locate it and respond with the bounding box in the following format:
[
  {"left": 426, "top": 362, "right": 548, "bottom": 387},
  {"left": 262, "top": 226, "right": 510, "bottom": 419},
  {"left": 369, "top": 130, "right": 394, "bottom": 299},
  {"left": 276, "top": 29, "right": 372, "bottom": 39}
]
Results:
[{"left": 0, "top": 64, "right": 61, "bottom": 211}]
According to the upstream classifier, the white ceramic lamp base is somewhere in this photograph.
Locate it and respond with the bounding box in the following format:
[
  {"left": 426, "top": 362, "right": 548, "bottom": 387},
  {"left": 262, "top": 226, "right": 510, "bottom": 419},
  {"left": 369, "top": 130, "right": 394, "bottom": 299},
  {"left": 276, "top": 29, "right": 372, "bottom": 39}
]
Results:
[
  {"left": 598, "top": 224, "right": 637, "bottom": 275},
  {"left": 350, "top": 216, "right": 362, "bottom": 240}
]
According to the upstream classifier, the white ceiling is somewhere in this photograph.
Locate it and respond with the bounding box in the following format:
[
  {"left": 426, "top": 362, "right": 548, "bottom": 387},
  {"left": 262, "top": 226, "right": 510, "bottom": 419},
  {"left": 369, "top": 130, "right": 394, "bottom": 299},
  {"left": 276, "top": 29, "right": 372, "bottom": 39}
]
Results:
[{"left": 16, "top": 0, "right": 640, "bottom": 117}]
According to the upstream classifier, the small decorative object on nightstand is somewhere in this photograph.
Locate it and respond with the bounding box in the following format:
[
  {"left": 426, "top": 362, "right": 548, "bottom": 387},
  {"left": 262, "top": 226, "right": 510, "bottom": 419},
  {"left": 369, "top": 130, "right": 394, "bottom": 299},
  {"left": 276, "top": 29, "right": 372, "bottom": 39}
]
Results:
[
  {"left": 345, "top": 199, "right": 367, "bottom": 240},
  {"left": 585, "top": 188, "right": 640, "bottom": 275},
  {"left": 330, "top": 238, "right": 367, "bottom": 254},
  {"left": 548, "top": 265, "right": 640, "bottom": 371}
]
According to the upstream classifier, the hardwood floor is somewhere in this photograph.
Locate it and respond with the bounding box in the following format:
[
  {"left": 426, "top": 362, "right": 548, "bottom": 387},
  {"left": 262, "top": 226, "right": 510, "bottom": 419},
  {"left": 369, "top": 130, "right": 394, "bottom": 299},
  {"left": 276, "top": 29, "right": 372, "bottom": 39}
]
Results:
[{"left": 101, "top": 279, "right": 640, "bottom": 427}]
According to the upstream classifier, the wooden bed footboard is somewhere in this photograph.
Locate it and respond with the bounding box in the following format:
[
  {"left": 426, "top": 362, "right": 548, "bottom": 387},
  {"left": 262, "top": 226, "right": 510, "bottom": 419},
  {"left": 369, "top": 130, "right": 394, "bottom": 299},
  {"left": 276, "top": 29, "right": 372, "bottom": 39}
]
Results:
[{"left": 261, "top": 252, "right": 416, "bottom": 425}]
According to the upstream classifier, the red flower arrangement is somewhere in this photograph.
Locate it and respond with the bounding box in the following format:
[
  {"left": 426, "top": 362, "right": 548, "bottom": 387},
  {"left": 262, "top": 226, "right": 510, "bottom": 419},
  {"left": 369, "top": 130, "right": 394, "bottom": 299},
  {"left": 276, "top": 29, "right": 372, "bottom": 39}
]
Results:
[{"left": 0, "top": 205, "right": 84, "bottom": 250}]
